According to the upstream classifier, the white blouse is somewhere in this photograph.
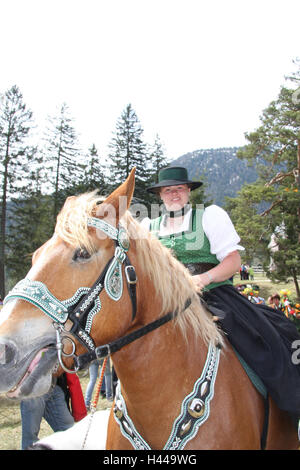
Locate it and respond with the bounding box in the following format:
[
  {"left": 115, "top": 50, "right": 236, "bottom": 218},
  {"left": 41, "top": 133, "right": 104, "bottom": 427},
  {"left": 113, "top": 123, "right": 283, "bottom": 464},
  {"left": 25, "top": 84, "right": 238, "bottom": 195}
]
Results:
[{"left": 140, "top": 205, "right": 244, "bottom": 262}]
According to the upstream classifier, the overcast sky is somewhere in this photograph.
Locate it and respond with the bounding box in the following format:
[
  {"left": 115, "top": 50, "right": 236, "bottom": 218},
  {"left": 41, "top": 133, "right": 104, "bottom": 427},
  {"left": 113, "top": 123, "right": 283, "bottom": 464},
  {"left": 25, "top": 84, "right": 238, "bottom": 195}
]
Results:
[{"left": 1, "top": 0, "right": 299, "bottom": 161}]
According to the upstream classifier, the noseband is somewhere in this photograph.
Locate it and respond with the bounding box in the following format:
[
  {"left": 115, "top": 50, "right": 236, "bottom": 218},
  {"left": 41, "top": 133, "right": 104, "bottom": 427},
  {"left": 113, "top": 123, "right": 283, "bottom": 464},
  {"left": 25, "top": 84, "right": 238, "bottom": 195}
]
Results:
[{"left": 4, "top": 218, "right": 137, "bottom": 373}]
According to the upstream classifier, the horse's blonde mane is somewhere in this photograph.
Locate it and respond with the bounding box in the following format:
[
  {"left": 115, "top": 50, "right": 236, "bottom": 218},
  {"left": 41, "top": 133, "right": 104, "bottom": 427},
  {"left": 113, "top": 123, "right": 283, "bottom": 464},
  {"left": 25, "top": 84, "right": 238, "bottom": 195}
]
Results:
[{"left": 55, "top": 191, "right": 223, "bottom": 347}]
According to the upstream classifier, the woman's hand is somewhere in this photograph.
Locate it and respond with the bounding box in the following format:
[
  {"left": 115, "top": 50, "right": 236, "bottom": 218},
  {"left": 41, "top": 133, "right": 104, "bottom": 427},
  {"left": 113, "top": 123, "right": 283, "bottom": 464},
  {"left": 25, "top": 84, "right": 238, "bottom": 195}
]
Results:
[
  {"left": 192, "top": 274, "right": 210, "bottom": 292},
  {"left": 192, "top": 250, "right": 241, "bottom": 293}
]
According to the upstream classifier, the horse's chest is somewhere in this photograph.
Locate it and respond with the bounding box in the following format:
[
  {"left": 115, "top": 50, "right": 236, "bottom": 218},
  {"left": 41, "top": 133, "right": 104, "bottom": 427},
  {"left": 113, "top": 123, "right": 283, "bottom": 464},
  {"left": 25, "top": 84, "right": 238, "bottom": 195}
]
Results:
[{"left": 112, "top": 344, "right": 220, "bottom": 450}]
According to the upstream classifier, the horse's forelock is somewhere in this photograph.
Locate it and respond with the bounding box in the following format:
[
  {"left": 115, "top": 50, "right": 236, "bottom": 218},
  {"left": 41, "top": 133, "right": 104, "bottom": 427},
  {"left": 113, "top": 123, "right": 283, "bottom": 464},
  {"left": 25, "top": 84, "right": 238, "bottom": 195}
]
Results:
[{"left": 55, "top": 191, "right": 102, "bottom": 252}]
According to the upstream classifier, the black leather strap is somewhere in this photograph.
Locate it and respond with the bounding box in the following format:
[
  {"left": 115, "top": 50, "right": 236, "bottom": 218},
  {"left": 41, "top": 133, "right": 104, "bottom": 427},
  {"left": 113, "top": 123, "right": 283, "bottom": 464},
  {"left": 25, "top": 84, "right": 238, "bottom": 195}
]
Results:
[
  {"left": 74, "top": 298, "right": 191, "bottom": 370},
  {"left": 124, "top": 257, "right": 137, "bottom": 321}
]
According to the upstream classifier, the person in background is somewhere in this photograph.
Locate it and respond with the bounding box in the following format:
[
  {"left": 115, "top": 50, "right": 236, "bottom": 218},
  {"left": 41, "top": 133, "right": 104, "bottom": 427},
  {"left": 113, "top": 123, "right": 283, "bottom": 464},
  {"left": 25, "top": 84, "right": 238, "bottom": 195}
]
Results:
[
  {"left": 267, "top": 296, "right": 275, "bottom": 308},
  {"left": 271, "top": 293, "right": 283, "bottom": 311},
  {"left": 85, "top": 358, "right": 113, "bottom": 411},
  {"left": 64, "top": 373, "right": 87, "bottom": 422},
  {"left": 248, "top": 266, "right": 254, "bottom": 280}
]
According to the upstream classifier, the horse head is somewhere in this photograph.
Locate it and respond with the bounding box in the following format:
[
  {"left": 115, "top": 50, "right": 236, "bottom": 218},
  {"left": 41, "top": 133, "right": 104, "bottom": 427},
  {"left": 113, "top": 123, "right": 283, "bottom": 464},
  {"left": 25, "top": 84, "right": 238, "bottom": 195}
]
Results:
[{"left": 0, "top": 169, "right": 137, "bottom": 399}]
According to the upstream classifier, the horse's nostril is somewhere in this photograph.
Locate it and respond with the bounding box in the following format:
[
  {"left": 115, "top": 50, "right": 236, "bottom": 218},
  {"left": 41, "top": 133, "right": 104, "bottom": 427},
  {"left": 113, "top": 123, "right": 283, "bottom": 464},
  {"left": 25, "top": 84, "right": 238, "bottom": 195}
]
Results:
[{"left": 0, "top": 342, "right": 16, "bottom": 366}]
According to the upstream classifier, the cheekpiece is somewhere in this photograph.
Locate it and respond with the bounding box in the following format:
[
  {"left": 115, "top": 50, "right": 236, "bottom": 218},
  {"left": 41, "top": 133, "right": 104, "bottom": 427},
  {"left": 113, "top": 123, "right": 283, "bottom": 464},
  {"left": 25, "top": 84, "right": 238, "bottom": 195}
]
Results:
[
  {"left": 87, "top": 217, "right": 130, "bottom": 302},
  {"left": 104, "top": 246, "right": 127, "bottom": 301}
]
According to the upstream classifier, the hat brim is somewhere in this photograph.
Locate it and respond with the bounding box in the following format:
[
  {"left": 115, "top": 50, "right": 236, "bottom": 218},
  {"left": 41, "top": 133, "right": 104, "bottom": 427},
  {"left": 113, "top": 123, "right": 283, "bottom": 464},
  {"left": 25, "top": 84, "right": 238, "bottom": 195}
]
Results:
[{"left": 146, "top": 179, "right": 202, "bottom": 194}]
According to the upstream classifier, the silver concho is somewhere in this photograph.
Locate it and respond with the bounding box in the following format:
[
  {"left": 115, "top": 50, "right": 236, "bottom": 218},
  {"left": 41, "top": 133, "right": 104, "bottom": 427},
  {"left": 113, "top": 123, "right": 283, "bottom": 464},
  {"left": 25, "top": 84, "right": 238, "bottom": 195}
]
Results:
[
  {"left": 118, "top": 227, "right": 130, "bottom": 252},
  {"left": 187, "top": 398, "right": 205, "bottom": 418},
  {"left": 114, "top": 399, "right": 124, "bottom": 419}
]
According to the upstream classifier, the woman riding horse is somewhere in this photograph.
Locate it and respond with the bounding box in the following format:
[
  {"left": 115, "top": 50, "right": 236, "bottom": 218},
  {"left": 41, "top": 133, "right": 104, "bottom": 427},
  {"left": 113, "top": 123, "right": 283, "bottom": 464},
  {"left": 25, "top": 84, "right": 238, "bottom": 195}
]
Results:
[{"left": 144, "top": 166, "right": 300, "bottom": 432}]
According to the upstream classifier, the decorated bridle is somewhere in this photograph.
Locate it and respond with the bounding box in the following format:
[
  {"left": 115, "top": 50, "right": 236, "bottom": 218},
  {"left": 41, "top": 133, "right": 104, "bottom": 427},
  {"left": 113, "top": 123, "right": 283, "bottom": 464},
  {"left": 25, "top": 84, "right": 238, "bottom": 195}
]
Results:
[
  {"left": 4, "top": 217, "right": 137, "bottom": 373},
  {"left": 4, "top": 216, "right": 191, "bottom": 374}
]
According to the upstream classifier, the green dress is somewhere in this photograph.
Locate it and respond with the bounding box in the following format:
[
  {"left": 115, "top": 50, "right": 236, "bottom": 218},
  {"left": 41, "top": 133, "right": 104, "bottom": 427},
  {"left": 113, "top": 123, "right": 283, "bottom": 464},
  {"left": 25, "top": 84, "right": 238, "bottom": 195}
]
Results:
[{"left": 150, "top": 208, "right": 232, "bottom": 290}]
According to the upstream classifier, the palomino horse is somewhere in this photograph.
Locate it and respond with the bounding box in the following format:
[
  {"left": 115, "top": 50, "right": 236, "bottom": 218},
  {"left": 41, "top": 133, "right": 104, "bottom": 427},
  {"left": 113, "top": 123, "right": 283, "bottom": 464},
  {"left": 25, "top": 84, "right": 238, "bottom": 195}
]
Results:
[{"left": 0, "top": 170, "right": 298, "bottom": 450}]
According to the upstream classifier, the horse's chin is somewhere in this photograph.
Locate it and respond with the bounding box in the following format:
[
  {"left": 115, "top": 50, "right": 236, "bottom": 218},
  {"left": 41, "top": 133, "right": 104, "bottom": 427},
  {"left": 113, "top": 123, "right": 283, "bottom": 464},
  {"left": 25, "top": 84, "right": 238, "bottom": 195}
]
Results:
[{"left": 6, "top": 348, "right": 58, "bottom": 400}]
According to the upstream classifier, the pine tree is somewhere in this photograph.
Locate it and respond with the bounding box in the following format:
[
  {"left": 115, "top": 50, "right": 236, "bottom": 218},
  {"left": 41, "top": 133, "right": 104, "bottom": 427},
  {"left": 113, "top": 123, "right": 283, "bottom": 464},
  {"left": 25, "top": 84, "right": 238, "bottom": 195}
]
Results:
[
  {"left": 189, "top": 177, "right": 214, "bottom": 208},
  {"left": 148, "top": 134, "right": 168, "bottom": 181},
  {"left": 108, "top": 104, "right": 148, "bottom": 201},
  {"left": 229, "top": 61, "right": 300, "bottom": 298},
  {"left": 224, "top": 183, "right": 275, "bottom": 263},
  {"left": 6, "top": 164, "right": 52, "bottom": 286},
  {"left": 0, "top": 85, "right": 35, "bottom": 296},
  {"left": 43, "top": 103, "right": 82, "bottom": 227},
  {"left": 82, "top": 144, "right": 107, "bottom": 193},
  {"left": 143, "top": 134, "right": 169, "bottom": 207}
]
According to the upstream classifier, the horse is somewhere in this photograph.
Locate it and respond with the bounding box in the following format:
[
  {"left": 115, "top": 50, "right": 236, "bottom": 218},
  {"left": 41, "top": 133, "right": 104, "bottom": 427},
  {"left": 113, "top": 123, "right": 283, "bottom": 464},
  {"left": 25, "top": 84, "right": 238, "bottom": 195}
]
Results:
[{"left": 0, "top": 169, "right": 298, "bottom": 450}]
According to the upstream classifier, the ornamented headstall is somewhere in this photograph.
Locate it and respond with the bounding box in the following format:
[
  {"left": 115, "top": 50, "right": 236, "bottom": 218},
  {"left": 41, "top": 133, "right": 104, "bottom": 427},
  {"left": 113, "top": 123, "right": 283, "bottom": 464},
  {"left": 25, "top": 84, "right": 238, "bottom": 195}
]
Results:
[{"left": 4, "top": 217, "right": 137, "bottom": 372}]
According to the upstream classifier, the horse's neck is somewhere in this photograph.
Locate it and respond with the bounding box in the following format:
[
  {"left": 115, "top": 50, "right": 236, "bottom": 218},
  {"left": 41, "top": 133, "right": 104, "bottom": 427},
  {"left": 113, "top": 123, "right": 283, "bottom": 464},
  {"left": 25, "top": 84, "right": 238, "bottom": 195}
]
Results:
[
  {"left": 113, "top": 294, "right": 207, "bottom": 408},
  {"left": 114, "top": 270, "right": 206, "bottom": 383},
  {"left": 110, "top": 264, "right": 209, "bottom": 444},
  {"left": 112, "top": 306, "right": 209, "bottom": 449}
]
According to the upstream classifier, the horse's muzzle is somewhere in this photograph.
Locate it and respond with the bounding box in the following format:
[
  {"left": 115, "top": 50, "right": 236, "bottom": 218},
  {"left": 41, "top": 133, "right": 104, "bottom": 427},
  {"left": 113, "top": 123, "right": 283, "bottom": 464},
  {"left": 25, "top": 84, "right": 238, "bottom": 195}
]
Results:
[{"left": 0, "top": 336, "right": 57, "bottom": 397}]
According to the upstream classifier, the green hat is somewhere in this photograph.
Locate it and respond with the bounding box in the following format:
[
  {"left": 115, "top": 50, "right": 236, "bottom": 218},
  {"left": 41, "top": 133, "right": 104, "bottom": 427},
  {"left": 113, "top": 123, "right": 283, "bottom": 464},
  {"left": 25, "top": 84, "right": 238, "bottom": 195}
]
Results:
[{"left": 146, "top": 166, "right": 202, "bottom": 193}]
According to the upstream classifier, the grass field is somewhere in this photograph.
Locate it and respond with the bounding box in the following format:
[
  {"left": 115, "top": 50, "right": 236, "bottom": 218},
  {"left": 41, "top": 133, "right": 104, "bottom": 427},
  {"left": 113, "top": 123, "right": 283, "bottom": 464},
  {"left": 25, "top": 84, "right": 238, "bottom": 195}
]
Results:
[{"left": 0, "top": 272, "right": 299, "bottom": 450}]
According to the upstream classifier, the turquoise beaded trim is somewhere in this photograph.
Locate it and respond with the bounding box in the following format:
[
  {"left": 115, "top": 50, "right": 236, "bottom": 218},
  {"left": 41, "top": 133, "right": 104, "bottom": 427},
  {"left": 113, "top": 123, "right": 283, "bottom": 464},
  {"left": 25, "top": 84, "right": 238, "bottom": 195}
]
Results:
[
  {"left": 87, "top": 217, "right": 119, "bottom": 240},
  {"left": 4, "top": 278, "right": 100, "bottom": 326},
  {"left": 113, "top": 343, "right": 220, "bottom": 450}
]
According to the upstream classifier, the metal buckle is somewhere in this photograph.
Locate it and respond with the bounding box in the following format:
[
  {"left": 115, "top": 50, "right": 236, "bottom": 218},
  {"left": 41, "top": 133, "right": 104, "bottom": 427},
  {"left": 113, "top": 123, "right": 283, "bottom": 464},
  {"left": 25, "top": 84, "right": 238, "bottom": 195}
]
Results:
[
  {"left": 125, "top": 265, "right": 137, "bottom": 285},
  {"left": 95, "top": 344, "right": 111, "bottom": 359}
]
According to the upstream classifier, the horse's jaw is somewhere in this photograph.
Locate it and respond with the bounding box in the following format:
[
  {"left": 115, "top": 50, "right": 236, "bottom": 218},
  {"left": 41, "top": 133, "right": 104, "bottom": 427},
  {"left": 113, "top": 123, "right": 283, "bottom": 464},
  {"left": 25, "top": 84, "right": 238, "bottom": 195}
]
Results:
[
  {"left": 0, "top": 303, "right": 58, "bottom": 399},
  {"left": 4, "top": 346, "right": 58, "bottom": 399}
]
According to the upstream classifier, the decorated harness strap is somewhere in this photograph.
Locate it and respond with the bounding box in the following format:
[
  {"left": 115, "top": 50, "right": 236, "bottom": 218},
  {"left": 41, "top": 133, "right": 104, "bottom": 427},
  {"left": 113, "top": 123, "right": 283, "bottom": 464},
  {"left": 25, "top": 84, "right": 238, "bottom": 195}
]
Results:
[{"left": 113, "top": 343, "right": 220, "bottom": 450}]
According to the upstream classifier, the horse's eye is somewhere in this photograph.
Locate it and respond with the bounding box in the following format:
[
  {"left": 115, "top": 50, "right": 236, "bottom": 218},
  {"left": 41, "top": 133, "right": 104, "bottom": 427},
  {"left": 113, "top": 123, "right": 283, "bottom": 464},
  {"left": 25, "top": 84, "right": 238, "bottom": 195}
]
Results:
[{"left": 72, "top": 248, "right": 91, "bottom": 262}]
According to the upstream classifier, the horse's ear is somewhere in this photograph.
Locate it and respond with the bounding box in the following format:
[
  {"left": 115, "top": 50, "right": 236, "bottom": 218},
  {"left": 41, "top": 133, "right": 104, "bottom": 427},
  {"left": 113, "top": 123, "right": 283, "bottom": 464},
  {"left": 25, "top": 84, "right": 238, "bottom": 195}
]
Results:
[{"left": 97, "top": 168, "right": 136, "bottom": 223}]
